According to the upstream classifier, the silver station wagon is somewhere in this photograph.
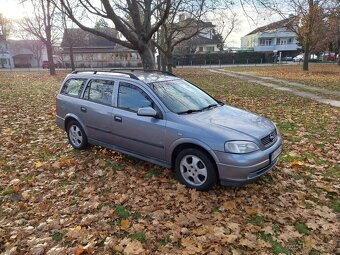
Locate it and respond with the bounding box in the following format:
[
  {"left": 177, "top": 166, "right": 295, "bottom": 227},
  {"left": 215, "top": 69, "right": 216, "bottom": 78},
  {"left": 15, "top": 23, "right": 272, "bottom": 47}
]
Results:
[{"left": 56, "top": 69, "right": 282, "bottom": 190}]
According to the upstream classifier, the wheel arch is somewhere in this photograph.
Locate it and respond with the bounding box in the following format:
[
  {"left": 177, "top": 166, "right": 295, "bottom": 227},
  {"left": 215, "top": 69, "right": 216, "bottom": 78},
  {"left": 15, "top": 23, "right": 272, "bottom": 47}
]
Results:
[
  {"left": 64, "top": 114, "right": 87, "bottom": 135},
  {"left": 170, "top": 140, "right": 220, "bottom": 179}
]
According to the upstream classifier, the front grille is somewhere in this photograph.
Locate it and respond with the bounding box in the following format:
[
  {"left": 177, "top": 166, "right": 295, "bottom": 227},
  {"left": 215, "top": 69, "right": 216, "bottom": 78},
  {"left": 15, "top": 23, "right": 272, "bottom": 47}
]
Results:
[{"left": 261, "top": 129, "right": 277, "bottom": 146}]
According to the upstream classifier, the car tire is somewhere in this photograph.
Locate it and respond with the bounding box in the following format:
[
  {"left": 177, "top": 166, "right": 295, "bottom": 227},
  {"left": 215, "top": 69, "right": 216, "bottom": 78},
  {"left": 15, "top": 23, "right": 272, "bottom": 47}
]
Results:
[
  {"left": 175, "top": 148, "right": 217, "bottom": 191},
  {"left": 67, "top": 120, "right": 88, "bottom": 150}
]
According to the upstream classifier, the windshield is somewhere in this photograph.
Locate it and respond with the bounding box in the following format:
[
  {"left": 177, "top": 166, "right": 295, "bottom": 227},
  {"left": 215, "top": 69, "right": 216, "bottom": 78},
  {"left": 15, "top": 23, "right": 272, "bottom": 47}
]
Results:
[{"left": 150, "top": 79, "right": 218, "bottom": 114}]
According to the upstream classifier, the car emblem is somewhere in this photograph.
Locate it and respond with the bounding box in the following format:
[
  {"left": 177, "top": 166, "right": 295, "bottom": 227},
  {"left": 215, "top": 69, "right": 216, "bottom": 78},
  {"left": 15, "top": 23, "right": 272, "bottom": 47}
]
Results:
[{"left": 269, "top": 133, "right": 274, "bottom": 141}]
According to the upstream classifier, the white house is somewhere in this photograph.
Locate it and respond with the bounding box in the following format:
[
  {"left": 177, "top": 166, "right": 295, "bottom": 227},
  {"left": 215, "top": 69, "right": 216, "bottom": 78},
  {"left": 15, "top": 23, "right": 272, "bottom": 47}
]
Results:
[
  {"left": 0, "top": 38, "right": 14, "bottom": 68},
  {"left": 241, "top": 17, "right": 299, "bottom": 56}
]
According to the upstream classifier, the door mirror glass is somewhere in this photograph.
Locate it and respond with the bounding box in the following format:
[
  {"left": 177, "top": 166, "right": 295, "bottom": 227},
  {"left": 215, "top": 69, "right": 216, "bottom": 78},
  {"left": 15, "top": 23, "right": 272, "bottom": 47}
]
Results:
[{"left": 137, "top": 107, "right": 158, "bottom": 118}]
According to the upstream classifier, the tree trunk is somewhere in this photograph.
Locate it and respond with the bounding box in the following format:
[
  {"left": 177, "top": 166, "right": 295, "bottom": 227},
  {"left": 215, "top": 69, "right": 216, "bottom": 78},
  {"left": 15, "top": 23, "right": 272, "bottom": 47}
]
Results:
[
  {"left": 159, "top": 52, "right": 166, "bottom": 71},
  {"left": 46, "top": 41, "right": 56, "bottom": 75},
  {"left": 303, "top": 42, "right": 310, "bottom": 71},
  {"left": 337, "top": 40, "right": 340, "bottom": 66},
  {"left": 166, "top": 52, "right": 173, "bottom": 73},
  {"left": 139, "top": 45, "right": 155, "bottom": 70},
  {"left": 70, "top": 44, "right": 75, "bottom": 71}
]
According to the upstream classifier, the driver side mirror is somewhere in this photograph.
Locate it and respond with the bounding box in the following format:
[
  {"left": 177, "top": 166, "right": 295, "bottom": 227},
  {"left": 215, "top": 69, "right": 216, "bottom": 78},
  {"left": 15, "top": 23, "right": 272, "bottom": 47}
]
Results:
[{"left": 137, "top": 107, "right": 158, "bottom": 118}]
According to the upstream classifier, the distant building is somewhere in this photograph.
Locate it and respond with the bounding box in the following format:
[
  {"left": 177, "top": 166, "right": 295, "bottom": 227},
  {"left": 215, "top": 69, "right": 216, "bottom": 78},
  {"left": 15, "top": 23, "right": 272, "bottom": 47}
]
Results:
[
  {"left": 61, "top": 28, "right": 141, "bottom": 68},
  {"left": 173, "top": 18, "right": 220, "bottom": 54},
  {"left": 8, "top": 40, "right": 47, "bottom": 68},
  {"left": 241, "top": 17, "right": 299, "bottom": 56}
]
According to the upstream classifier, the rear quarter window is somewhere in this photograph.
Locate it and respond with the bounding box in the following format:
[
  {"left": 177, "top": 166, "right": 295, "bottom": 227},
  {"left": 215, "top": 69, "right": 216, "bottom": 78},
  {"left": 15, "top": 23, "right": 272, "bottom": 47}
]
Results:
[{"left": 61, "top": 78, "right": 87, "bottom": 97}]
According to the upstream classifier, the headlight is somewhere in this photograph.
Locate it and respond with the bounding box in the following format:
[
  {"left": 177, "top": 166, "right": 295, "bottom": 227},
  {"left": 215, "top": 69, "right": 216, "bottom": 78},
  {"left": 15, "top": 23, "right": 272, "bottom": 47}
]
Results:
[{"left": 225, "top": 141, "right": 259, "bottom": 154}]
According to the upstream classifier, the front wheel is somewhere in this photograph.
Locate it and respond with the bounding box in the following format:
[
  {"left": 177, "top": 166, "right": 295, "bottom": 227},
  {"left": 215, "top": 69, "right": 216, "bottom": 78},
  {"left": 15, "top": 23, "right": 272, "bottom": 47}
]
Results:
[
  {"left": 175, "top": 148, "right": 218, "bottom": 191},
  {"left": 67, "top": 120, "right": 88, "bottom": 150}
]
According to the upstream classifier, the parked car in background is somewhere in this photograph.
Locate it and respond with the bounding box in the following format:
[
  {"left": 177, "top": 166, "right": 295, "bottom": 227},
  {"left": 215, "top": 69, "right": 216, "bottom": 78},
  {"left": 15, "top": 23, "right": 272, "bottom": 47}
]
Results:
[
  {"left": 293, "top": 54, "right": 317, "bottom": 62},
  {"left": 42, "top": 61, "right": 49, "bottom": 69},
  {"left": 326, "top": 54, "right": 336, "bottom": 61},
  {"left": 282, "top": 56, "right": 293, "bottom": 61},
  {"left": 42, "top": 60, "right": 62, "bottom": 69},
  {"left": 293, "top": 54, "right": 303, "bottom": 62},
  {"left": 56, "top": 69, "right": 282, "bottom": 190}
]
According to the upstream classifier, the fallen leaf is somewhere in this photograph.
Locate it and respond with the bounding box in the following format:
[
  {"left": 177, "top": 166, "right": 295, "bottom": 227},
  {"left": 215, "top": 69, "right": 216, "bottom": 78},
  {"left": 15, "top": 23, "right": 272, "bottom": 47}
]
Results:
[
  {"left": 120, "top": 219, "right": 130, "bottom": 230},
  {"left": 244, "top": 207, "right": 260, "bottom": 216},
  {"left": 222, "top": 201, "right": 236, "bottom": 210},
  {"left": 75, "top": 247, "right": 85, "bottom": 255},
  {"left": 291, "top": 160, "right": 304, "bottom": 168},
  {"left": 35, "top": 161, "right": 43, "bottom": 168}
]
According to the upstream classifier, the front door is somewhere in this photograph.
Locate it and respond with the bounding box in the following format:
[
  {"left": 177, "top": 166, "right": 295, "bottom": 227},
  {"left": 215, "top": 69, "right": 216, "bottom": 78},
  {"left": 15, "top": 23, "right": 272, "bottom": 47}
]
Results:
[{"left": 112, "top": 81, "right": 166, "bottom": 161}]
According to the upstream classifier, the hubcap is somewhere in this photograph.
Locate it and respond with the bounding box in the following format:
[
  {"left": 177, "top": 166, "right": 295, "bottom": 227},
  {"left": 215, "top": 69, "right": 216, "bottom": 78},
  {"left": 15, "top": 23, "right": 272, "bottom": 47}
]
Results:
[
  {"left": 69, "top": 125, "right": 83, "bottom": 147},
  {"left": 180, "top": 155, "right": 207, "bottom": 186}
]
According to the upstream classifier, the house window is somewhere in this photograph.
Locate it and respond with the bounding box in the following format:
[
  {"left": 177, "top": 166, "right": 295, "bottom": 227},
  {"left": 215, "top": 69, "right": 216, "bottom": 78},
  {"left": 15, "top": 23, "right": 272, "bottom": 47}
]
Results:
[
  {"left": 206, "top": 46, "right": 214, "bottom": 52},
  {"left": 199, "top": 47, "right": 203, "bottom": 52},
  {"left": 259, "top": 38, "right": 272, "bottom": 46},
  {"left": 276, "top": 38, "right": 291, "bottom": 45},
  {"left": 265, "top": 39, "right": 272, "bottom": 46}
]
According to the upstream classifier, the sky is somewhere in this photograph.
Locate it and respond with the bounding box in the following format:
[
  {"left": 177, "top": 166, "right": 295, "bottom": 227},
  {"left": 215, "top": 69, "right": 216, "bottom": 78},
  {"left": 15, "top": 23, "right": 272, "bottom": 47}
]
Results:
[{"left": 0, "top": 0, "right": 282, "bottom": 47}]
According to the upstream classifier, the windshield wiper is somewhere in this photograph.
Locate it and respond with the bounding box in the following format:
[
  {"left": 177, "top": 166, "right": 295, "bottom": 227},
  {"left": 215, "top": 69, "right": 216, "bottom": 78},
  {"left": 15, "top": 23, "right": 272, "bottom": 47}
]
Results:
[
  {"left": 200, "top": 103, "right": 219, "bottom": 111},
  {"left": 177, "top": 109, "right": 203, "bottom": 115}
]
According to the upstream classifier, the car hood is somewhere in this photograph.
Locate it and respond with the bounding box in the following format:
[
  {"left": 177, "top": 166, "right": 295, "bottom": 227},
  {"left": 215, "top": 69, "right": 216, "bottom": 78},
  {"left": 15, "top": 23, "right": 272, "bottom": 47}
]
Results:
[{"left": 186, "top": 105, "right": 275, "bottom": 140}]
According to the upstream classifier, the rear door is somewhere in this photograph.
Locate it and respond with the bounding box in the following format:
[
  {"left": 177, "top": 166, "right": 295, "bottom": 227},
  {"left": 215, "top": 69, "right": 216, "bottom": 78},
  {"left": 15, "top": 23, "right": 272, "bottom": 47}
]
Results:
[
  {"left": 112, "top": 81, "right": 167, "bottom": 161},
  {"left": 79, "top": 79, "right": 115, "bottom": 144}
]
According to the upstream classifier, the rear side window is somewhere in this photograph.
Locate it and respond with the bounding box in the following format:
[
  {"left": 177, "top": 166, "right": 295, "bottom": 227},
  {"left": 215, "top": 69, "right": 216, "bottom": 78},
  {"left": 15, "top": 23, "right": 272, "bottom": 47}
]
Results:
[
  {"left": 61, "top": 78, "right": 87, "bottom": 97},
  {"left": 83, "top": 79, "right": 115, "bottom": 106}
]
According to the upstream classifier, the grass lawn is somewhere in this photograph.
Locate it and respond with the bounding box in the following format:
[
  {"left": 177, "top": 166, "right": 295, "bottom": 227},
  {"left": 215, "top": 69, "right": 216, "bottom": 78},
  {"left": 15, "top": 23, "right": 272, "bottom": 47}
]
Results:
[
  {"left": 225, "top": 63, "right": 340, "bottom": 92},
  {"left": 0, "top": 70, "right": 339, "bottom": 254}
]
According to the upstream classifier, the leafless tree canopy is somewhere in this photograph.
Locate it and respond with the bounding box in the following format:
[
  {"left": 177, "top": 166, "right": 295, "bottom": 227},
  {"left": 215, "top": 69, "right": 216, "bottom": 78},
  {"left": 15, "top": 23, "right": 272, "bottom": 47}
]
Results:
[
  {"left": 0, "top": 13, "right": 12, "bottom": 41},
  {"left": 57, "top": 0, "right": 172, "bottom": 69},
  {"left": 20, "top": 0, "right": 57, "bottom": 75}
]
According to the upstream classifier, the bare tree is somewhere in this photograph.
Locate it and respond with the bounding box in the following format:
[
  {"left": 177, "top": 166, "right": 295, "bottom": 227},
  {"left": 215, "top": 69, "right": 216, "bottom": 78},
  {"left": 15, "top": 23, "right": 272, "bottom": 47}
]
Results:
[
  {"left": 0, "top": 13, "right": 11, "bottom": 42},
  {"left": 60, "top": 9, "right": 78, "bottom": 71},
  {"left": 26, "top": 40, "right": 45, "bottom": 67},
  {"left": 20, "top": 0, "right": 58, "bottom": 75},
  {"left": 57, "top": 0, "right": 171, "bottom": 70},
  {"left": 209, "top": 9, "right": 238, "bottom": 49},
  {"left": 154, "top": 0, "right": 233, "bottom": 72},
  {"left": 154, "top": 0, "right": 209, "bottom": 72}
]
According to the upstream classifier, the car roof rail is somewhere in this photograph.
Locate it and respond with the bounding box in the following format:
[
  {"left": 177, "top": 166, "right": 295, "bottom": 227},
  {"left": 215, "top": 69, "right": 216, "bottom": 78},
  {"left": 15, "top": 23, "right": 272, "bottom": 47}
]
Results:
[
  {"left": 70, "top": 70, "right": 139, "bottom": 80},
  {"left": 110, "top": 68, "right": 177, "bottom": 77}
]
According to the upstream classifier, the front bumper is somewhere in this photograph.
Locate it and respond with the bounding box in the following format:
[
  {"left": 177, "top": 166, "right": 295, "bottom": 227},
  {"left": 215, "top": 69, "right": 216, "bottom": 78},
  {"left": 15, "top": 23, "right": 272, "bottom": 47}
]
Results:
[{"left": 214, "top": 135, "right": 282, "bottom": 186}]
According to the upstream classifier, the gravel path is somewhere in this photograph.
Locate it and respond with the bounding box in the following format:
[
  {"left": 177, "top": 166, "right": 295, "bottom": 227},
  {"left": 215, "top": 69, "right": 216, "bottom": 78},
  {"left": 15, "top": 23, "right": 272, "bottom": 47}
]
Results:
[{"left": 210, "top": 69, "right": 340, "bottom": 108}]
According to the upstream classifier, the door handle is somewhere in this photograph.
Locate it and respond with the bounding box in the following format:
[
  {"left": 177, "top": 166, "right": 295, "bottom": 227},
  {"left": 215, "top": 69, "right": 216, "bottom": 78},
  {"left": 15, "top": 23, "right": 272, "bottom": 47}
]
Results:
[
  {"left": 114, "top": 116, "right": 122, "bottom": 122},
  {"left": 80, "top": 106, "right": 87, "bottom": 112}
]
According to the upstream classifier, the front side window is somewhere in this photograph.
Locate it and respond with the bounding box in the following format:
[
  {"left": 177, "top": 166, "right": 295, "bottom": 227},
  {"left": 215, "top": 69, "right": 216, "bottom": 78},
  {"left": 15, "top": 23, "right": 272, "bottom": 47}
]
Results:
[
  {"left": 118, "top": 82, "right": 152, "bottom": 112},
  {"left": 61, "top": 78, "right": 87, "bottom": 97},
  {"left": 83, "top": 79, "right": 114, "bottom": 105},
  {"left": 150, "top": 79, "right": 218, "bottom": 114}
]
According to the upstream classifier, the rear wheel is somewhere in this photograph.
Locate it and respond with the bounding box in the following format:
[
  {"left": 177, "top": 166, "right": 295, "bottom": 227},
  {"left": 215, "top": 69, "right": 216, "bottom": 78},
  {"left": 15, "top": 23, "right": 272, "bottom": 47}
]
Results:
[
  {"left": 67, "top": 120, "right": 88, "bottom": 150},
  {"left": 175, "top": 148, "right": 217, "bottom": 191}
]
